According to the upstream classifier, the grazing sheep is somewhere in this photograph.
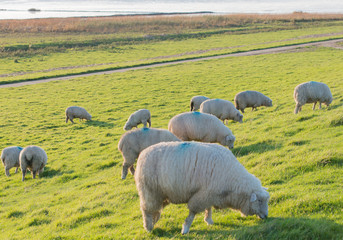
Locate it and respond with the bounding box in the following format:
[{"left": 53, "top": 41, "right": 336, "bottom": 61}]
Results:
[
  {"left": 65, "top": 106, "right": 92, "bottom": 123},
  {"left": 118, "top": 127, "right": 180, "bottom": 179},
  {"left": 293, "top": 81, "right": 333, "bottom": 114},
  {"left": 168, "top": 112, "right": 235, "bottom": 149},
  {"left": 1, "top": 146, "right": 23, "bottom": 176},
  {"left": 20, "top": 146, "right": 47, "bottom": 181},
  {"left": 124, "top": 109, "right": 151, "bottom": 131},
  {"left": 135, "top": 141, "right": 270, "bottom": 234},
  {"left": 200, "top": 98, "right": 243, "bottom": 123},
  {"left": 190, "top": 96, "right": 210, "bottom": 111},
  {"left": 234, "top": 91, "right": 273, "bottom": 113}
]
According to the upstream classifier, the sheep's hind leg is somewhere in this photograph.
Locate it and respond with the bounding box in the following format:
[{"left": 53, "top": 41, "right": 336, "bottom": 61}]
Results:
[
  {"left": 15, "top": 167, "right": 18, "bottom": 173},
  {"left": 182, "top": 193, "right": 208, "bottom": 234},
  {"left": 313, "top": 102, "right": 317, "bottom": 110},
  {"left": 319, "top": 102, "right": 322, "bottom": 109}
]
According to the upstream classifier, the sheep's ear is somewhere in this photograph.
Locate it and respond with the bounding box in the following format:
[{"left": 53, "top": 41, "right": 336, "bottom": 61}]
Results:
[{"left": 250, "top": 193, "right": 257, "bottom": 202}]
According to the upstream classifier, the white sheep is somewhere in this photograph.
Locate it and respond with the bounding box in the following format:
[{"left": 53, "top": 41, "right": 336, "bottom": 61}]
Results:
[
  {"left": 20, "top": 145, "right": 47, "bottom": 181},
  {"left": 168, "top": 112, "right": 235, "bottom": 149},
  {"left": 190, "top": 96, "right": 210, "bottom": 111},
  {"left": 118, "top": 127, "right": 180, "bottom": 179},
  {"left": 123, "top": 109, "right": 151, "bottom": 131},
  {"left": 1, "top": 146, "right": 23, "bottom": 176},
  {"left": 234, "top": 91, "right": 273, "bottom": 113},
  {"left": 135, "top": 141, "right": 270, "bottom": 234},
  {"left": 293, "top": 81, "right": 333, "bottom": 114},
  {"left": 65, "top": 106, "right": 92, "bottom": 123},
  {"left": 200, "top": 98, "right": 243, "bottom": 123}
]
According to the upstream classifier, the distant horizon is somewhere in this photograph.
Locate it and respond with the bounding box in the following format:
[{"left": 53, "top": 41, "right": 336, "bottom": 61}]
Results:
[{"left": 1, "top": 0, "right": 343, "bottom": 20}]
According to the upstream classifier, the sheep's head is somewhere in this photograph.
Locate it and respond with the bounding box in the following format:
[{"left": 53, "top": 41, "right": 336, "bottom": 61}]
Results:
[
  {"left": 86, "top": 113, "right": 92, "bottom": 121},
  {"left": 224, "top": 135, "right": 235, "bottom": 149},
  {"left": 123, "top": 122, "right": 132, "bottom": 131},
  {"left": 264, "top": 98, "right": 273, "bottom": 107},
  {"left": 235, "top": 112, "right": 243, "bottom": 123},
  {"left": 242, "top": 188, "right": 270, "bottom": 219}
]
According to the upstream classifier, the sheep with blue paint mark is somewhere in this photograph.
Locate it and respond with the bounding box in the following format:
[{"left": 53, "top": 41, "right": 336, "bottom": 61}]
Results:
[
  {"left": 20, "top": 145, "right": 47, "bottom": 181},
  {"left": 118, "top": 127, "right": 180, "bottom": 179},
  {"left": 135, "top": 141, "right": 270, "bottom": 234},
  {"left": 200, "top": 98, "right": 243, "bottom": 123},
  {"left": 124, "top": 109, "right": 151, "bottom": 131},
  {"left": 1, "top": 146, "right": 23, "bottom": 176},
  {"left": 168, "top": 112, "right": 236, "bottom": 149}
]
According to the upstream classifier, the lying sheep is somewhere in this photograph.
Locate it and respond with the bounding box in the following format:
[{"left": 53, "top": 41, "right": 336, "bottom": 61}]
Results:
[
  {"left": 20, "top": 146, "right": 47, "bottom": 181},
  {"left": 65, "top": 106, "right": 92, "bottom": 123},
  {"left": 293, "top": 81, "right": 333, "bottom": 114},
  {"left": 190, "top": 96, "right": 209, "bottom": 111},
  {"left": 234, "top": 91, "right": 273, "bottom": 113},
  {"left": 124, "top": 109, "right": 151, "bottom": 131},
  {"left": 118, "top": 127, "right": 180, "bottom": 179},
  {"left": 1, "top": 146, "right": 23, "bottom": 176},
  {"left": 200, "top": 98, "right": 243, "bottom": 123},
  {"left": 135, "top": 141, "right": 270, "bottom": 234},
  {"left": 168, "top": 112, "right": 235, "bottom": 149}
]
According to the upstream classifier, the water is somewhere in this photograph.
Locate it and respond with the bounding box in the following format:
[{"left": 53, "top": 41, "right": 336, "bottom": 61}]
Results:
[{"left": 0, "top": 0, "right": 343, "bottom": 20}]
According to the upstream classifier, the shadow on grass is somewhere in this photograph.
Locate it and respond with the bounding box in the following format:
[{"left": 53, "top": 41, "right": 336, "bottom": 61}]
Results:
[
  {"left": 85, "top": 120, "right": 114, "bottom": 128},
  {"left": 40, "top": 167, "right": 63, "bottom": 178},
  {"left": 151, "top": 217, "right": 343, "bottom": 239},
  {"left": 232, "top": 140, "right": 282, "bottom": 157}
]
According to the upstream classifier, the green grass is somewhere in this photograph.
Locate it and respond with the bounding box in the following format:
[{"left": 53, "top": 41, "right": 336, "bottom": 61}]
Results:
[
  {"left": 1, "top": 15, "right": 343, "bottom": 84},
  {"left": 0, "top": 40, "right": 342, "bottom": 239}
]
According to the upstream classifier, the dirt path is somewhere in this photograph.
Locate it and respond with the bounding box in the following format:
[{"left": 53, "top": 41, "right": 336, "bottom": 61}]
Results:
[{"left": 1, "top": 38, "right": 342, "bottom": 89}]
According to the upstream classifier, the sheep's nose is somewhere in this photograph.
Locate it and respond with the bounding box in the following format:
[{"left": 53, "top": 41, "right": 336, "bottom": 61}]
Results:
[{"left": 258, "top": 214, "right": 267, "bottom": 219}]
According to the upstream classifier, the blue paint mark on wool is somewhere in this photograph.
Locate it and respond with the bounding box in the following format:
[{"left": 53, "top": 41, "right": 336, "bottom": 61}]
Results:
[
  {"left": 180, "top": 142, "right": 191, "bottom": 149},
  {"left": 142, "top": 127, "right": 149, "bottom": 131},
  {"left": 193, "top": 111, "right": 201, "bottom": 115},
  {"left": 17, "top": 146, "right": 23, "bottom": 151}
]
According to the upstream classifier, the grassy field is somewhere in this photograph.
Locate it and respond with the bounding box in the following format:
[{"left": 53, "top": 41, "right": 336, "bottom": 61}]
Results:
[
  {"left": 1, "top": 13, "right": 343, "bottom": 84},
  {"left": 0, "top": 14, "right": 343, "bottom": 239}
]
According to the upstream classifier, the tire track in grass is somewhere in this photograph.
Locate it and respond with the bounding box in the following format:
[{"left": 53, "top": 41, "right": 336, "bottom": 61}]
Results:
[{"left": 1, "top": 38, "right": 342, "bottom": 89}]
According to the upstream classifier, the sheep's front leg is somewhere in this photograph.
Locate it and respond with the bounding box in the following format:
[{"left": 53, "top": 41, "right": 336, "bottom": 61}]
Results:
[
  {"left": 5, "top": 167, "right": 10, "bottom": 177},
  {"left": 204, "top": 207, "right": 214, "bottom": 225},
  {"left": 182, "top": 210, "right": 196, "bottom": 234},
  {"left": 313, "top": 102, "right": 317, "bottom": 110},
  {"left": 15, "top": 167, "right": 18, "bottom": 173},
  {"left": 319, "top": 102, "right": 322, "bottom": 109}
]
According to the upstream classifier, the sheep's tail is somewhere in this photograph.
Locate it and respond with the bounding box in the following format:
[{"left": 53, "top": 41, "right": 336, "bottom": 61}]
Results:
[{"left": 190, "top": 101, "right": 194, "bottom": 111}]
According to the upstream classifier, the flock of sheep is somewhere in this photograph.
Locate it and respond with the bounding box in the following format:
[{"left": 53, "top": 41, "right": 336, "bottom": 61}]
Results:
[{"left": 1, "top": 80, "right": 333, "bottom": 234}]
